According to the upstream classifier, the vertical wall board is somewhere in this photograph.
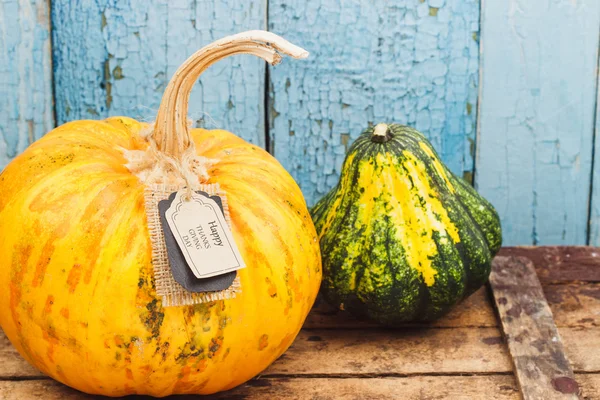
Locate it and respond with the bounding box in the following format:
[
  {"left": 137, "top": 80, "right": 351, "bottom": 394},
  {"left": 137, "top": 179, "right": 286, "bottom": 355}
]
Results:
[
  {"left": 0, "top": 0, "right": 54, "bottom": 169},
  {"left": 167, "top": 0, "right": 266, "bottom": 146},
  {"left": 268, "top": 0, "right": 480, "bottom": 206},
  {"left": 476, "top": 0, "right": 600, "bottom": 245},
  {"left": 589, "top": 66, "right": 600, "bottom": 245},
  {"left": 52, "top": 0, "right": 266, "bottom": 146},
  {"left": 51, "top": 0, "right": 109, "bottom": 124}
]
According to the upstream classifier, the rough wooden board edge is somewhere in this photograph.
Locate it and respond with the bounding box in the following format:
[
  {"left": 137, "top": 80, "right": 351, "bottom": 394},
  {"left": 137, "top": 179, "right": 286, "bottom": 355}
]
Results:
[
  {"left": 0, "top": 375, "right": 521, "bottom": 400},
  {"left": 3, "top": 374, "right": 600, "bottom": 399},
  {"left": 499, "top": 247, "right": 600, "bottom": 283},
  {"left": 490, "top": 256, "right": 581, "bottom": 399}
]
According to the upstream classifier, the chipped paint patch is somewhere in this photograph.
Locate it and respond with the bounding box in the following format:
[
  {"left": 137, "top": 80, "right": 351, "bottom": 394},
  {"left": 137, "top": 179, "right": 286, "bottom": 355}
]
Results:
[
  {"left": 51, "top": 0, "right": 267, "bottom": 147},
  {"left": 0, "top": 0, "right": 54, "bottom": 168},
  {"left": 269, "top": 0, "right": 480, "bottom": 206}
]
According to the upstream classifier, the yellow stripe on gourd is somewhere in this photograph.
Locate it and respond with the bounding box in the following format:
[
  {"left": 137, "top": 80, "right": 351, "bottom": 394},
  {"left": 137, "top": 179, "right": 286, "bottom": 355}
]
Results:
[
  {"left": 355, "top": 151, "right": 460, "bottom": 287},
  {"left": 317, "top": 153, "right": 356, "bottom": 239},
  {"left": 418, "top": 142, "right": 455, "bottom": 193},
  {"left": 345, "top": 155, "right": 390, "bottom": 291}
]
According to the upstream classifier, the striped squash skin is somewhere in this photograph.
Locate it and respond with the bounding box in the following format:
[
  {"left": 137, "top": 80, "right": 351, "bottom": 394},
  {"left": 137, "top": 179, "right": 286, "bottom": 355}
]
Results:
[
  {"left": 311, "top": 124, "right": 501, "bottom": 324},
  {"left": 0, "top": 117, "right": 321, "bottom": 396}
]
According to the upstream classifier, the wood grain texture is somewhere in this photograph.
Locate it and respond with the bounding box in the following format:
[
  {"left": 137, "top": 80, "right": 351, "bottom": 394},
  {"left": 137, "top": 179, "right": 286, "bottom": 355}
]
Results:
[
  {"left": 307, "top": 282, "right": 600, "bottom": 330},
  {"left": 490, "top": 256, "right": 579, "bottom": 399},
  {"left": 268, "top": 0, "right": 480, "bottom": 205},
  {"left": 220, "top": 376, "right": 522, "bottom": 400},
  {"left": 305, "top": 287, "right": 497, "bottom": 329},
  {"left": 579, "top": 374, "right": 600, "bottom": 400},
  {"left": 476, "top": 0, "right": 600, "bottom": 246},
  {"left": 562, "top": 327, "right": 600, "bottom": 373},
  {"left": 51, "top": 0, "right": 267, "bottom": 146},
  {"left": 220, "top": 376, "right": 521, "bottom": 400},
  {"left": 2, "top": 372, "right": 600, "bottom": 400},
  {"left": 0, "top": 376, "right": 523, "bottom": 400},
  {"left": 224, "top": 374, "right": 598, "bottom": 400},
  {"left": 265, "top": 328, "right": 513, "bottom": 375},
  {"left": 263, "top": 327, "right": 600, "bottom": 376},
  {"left": 0, "top": 0, "right": 54, "bottom": 169},
  {"left": 500, "top": 247, "right": 600, "bottom": 283},
  {"left": 0, "top": 326, "right": 513, "bottom": 379},
  {"left": 546, "top": 283, "right": 600, "bottom": 328}
]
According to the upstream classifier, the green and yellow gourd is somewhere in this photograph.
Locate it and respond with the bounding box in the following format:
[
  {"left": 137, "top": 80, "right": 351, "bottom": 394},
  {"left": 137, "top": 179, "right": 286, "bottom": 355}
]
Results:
[{"left": 311, "top": 123, "right": 502, "bottom": 324}]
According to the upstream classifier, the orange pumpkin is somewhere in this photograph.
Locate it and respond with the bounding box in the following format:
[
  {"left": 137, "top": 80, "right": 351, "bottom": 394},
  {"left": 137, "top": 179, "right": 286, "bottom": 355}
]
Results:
[{"left": 0, "top": 31, "right": 321, "bottom": 396}]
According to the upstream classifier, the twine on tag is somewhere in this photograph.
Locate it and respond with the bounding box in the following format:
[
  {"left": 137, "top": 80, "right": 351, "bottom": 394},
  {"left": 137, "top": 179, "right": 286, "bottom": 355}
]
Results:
[
  {"left": 144, "top": 183, "right": 241, "bottom": 306},
  {"left": 125, "top": 122, "right": 214, "bottom": 201},
  {"left": 120, "top": 31, "right": 309, "bottom": 306}
]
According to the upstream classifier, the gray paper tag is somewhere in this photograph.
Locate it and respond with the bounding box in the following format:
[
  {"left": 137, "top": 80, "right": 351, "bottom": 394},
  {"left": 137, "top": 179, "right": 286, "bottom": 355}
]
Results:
[{"left": 158, "top": 191, "right": 237, "bottom": 293}]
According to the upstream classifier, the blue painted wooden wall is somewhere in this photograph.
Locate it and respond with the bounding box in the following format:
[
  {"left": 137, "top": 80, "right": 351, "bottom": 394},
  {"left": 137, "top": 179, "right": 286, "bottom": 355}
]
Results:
[{"left": 1, "top": 0, "right": 600, "bottom": 246}]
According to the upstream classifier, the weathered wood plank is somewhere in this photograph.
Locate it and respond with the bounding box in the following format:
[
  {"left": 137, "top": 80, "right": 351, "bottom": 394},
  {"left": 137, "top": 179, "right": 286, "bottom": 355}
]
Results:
[
  {"left": 306, "top": 282, "right": 600, "bottom": 330},
  {"left": 265, "top": 328, "right": 512, "bottom": 375},
  {"left": 305, "top": 286, "right": 497, "bottom": 329},
  {"left": 221, "top": 376, "right": 519, "bottom": 400},
  {"left": 225, "top": 374, "right": 600, "bottom": 400},
  {"left": 0, "top": 326, "right": 513, "bottom": 379},
  {"left": 51, "top": 0, "right": 267, "bottom": 146},
  {"left": 546, "top": 283, "right": 600, "bottom": 328},
  {"left": 268, "top": 0, "right": 480, "bottom": 205},
  {"left": 1, "top": 326, "right": 599, "bottom": 396},
  {"left": 490, "top": 256, "right": 579, "bottom": 399},
  {"left": 579, "top": 374, "right": 600, "bottom": 400},
  {"left": 272, "top": 326, "right": 600, "bottom": 376},
  {"left": 476, "top": 0, "right": 600, "bottom": 245},
  {"left": 500, "top": 247, "right": 600, "bottom": 283},
  {"left": 3, "top": 374, "right": 600, "bottom": 399},
  {"left": 0, "top": 0, "right": 54, "bottom": 169},
  {"left": 0, "top": 376, "right": 522, "bottom": 400},
  {"left": 3, "top": 283, "right": 598, "bottom": 379},
  {"left": 560, "top": 327, "right": 600, "bottom": 373}
]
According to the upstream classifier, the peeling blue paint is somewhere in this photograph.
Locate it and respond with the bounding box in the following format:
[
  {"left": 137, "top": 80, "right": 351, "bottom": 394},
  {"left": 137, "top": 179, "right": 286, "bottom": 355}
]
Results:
[
  {"left": 476, "top": 0, "right": 600, "bottom": 245},
  {"left": 51, "top": 0, "right": 266, "bottom": 146},
  {"left": 0, "top": 0, "right": 54, "bottom": 169},
  {"left": 268, "top": 0, "right": 480, "bottom": 206},
  {"left": 3, "top": 0, "right": 600, "bottom": 246}
]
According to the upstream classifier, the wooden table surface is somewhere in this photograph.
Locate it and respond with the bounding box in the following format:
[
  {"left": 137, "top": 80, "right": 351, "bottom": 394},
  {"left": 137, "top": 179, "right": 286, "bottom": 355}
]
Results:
[{"left": 1, "top": 247, "right": 599, "bottom": 399}]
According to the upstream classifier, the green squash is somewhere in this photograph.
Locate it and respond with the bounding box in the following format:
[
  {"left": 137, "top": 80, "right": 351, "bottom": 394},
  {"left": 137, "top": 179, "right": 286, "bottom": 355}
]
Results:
[{"left": 311, "top": 123, "right": 502, "bottom": 324}]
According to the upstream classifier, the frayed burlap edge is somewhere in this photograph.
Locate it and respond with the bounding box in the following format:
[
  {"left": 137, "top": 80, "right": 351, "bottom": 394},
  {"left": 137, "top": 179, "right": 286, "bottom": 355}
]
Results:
[{"left": 144, "top": 183, "right": 241, "bottom": 306}]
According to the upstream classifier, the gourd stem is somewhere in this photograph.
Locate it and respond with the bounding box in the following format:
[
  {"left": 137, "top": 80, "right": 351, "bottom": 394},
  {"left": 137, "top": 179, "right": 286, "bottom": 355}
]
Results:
[
  {"left": 153, "top": 31, "right": 309, "bottom": 160},
  {"left": 371, "top": 123, "right": 393, "bottom": 143}
]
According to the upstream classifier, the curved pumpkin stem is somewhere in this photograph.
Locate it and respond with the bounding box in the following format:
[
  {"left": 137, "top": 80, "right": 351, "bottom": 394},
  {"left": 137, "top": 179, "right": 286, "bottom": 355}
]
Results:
[{"left": 152, "top": 30, "right": 309, "bottom": 160}]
